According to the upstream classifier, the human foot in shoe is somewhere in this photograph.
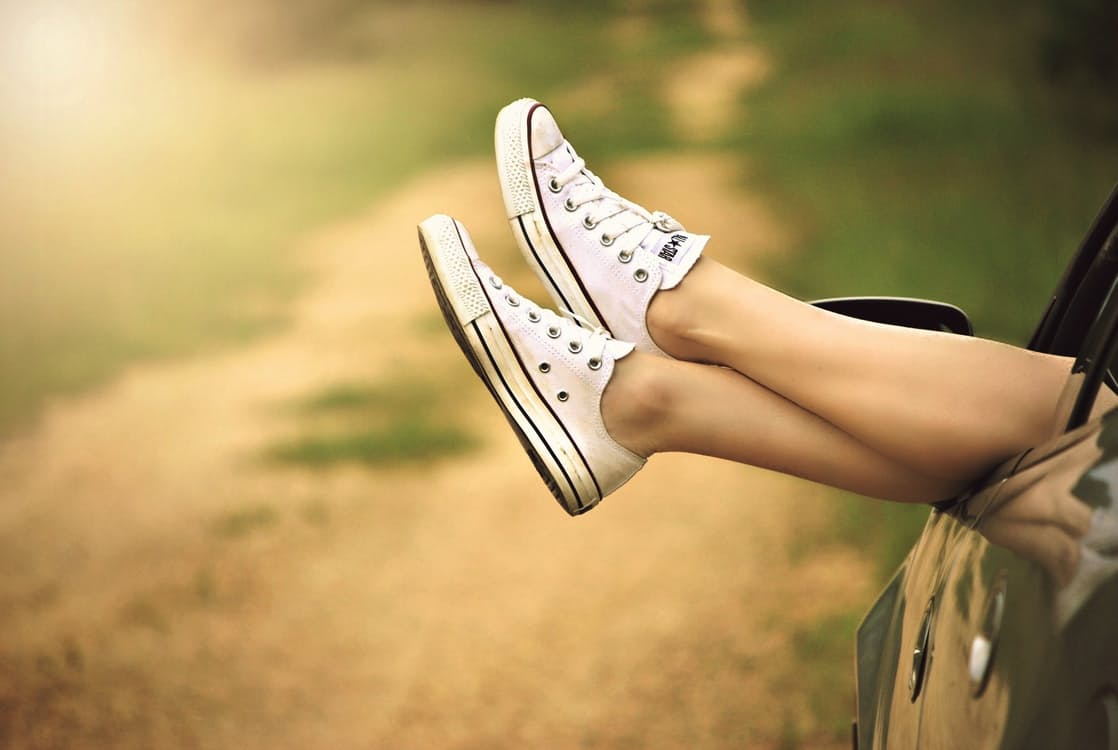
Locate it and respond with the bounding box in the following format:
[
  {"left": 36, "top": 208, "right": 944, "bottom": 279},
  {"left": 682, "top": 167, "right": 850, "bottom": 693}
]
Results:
[
  {"left": 495, "top": 97, "right": 709, "bottom": 356},
  {"left": 417, "top": 214, "right": 646, "bottom": 515}
]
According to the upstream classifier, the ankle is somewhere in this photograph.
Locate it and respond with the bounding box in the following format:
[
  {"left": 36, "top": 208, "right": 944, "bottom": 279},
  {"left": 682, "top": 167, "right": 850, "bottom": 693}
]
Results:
[
  {"left": 646, "top": 258, "right": 725, "bottom": 362},
  {"left": 646, "top": 290, "right": 714, "bottom": 364},
  {"left": 600, "top": 351, "right": 677, "bottom": 457}
]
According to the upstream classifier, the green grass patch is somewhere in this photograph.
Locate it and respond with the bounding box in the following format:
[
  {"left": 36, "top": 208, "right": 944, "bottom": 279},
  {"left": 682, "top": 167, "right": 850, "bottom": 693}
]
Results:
[
  {"left": 741, "top": 0, "right": 1118, "bottom": 583},
  {"left": 266, "top": 376, "right": 479, "bottom": 468},
  {"left": 267, "top": 419, "right": 476, "bottom": 468},
  {"left": 791, "top": 610, "right": 863, "bottom": 739},
  {"left": 742, "top": 0, "right": 1118, "bottom": 345},
  {"left": 291, "top": 380, "right": 436, "bottom": 416}
]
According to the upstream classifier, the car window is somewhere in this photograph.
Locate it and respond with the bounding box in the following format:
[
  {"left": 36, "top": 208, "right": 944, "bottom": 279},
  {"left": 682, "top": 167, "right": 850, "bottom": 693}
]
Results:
[
  {"left": 1030, "top": 182, "right": 1118, "bottom": 356},
  {"left": 1054, "top": 224, "right": 1118, "bottom": 431}
]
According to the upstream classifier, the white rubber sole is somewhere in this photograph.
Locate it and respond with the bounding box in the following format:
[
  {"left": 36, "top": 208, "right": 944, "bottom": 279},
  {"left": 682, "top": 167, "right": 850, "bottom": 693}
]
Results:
[
  {"left": 495, "top": 98, "right": 607, "bottom": 333},
  {"left": 417, "top": 214, "right": 604, "bottom": 516}
]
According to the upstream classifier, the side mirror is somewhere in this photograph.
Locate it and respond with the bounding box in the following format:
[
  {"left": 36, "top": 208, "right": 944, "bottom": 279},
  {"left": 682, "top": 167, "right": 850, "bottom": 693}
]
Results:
[{"left": 810, "top": 296, "right": 974, "bottom": 336}]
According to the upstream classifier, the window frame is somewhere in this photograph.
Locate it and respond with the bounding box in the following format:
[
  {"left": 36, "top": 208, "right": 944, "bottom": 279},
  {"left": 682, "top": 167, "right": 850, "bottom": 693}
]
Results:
[
  {"left": 1028, "top": 182, "right": 1118, "bottom": 357},
  {"left": 1026, "top": 182, "right": 1118, "bottom": 432}
]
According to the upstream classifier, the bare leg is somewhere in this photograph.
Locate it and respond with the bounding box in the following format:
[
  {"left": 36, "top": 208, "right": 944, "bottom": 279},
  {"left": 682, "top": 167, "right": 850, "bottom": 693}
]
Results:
[
  {"left": 602, "top": 350, "right": 968, "bottom": 503},
  {"left": 647, "top": 259, "right": 1072, "bottom": 481}
]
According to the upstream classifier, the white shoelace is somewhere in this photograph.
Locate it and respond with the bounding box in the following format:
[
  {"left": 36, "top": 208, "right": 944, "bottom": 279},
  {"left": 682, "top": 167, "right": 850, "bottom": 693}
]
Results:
[
  {"left": 534, "top": 304, "right": 611, "bottom": 370},
  {"left": 553, "top": 151, "right": 683, "bottom": 253},
  {"left": 494, "top": 276, "right": 612, "bottom": 371}
]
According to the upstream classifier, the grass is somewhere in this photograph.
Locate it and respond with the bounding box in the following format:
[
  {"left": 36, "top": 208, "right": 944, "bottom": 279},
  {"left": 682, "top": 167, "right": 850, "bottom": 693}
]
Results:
[
  {"left": 740, "top": 0, "right": 1118, "bottom": 580},
  {"left": 741, "top": 0, "right": 1118, "bottom": 345},
  {"left": 791, "top": 611, "right": 864, "bottom": 738},
  {"left": 290, "top": 380, "right": 436, "bottom": 416},
  {"left": 265, "top": 376, "right": 479, "bottom": 468},
  {"left": 0, "top": 1, "right": 712, "bottom": 436},
  {"left": 267, "top": 419, "right": 477, "bottom": 468}
]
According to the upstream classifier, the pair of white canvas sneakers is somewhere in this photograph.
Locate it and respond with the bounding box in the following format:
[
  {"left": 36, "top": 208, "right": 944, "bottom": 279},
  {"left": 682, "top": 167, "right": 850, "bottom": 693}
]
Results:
[{"left": 419, "top": 99, "right": 709, "bottom": 515}]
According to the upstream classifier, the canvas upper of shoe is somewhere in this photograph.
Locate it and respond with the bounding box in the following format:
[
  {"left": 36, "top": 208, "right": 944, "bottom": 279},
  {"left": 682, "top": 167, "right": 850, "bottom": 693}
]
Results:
[
  {"left": 475, "top": 259, "right": 645, "bottom": 490},
  {"left": 498, "top": 98, "right": 709, "bottom": 356},
  {"left": 418, "top": 214, "right": 645, "bottom": 515}
]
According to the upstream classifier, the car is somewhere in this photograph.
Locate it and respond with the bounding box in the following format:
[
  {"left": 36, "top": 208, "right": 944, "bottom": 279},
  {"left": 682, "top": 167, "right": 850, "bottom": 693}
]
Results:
[{"left": 816, "top": 184, "right": 1118, "bottom": 749}]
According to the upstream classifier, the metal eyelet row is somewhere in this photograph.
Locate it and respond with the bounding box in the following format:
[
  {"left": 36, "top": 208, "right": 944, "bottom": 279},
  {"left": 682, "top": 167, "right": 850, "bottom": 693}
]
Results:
[
  {"left": 538, "top": 351, "right": 603, "bottom": 386},
  {"left": 612, "top": 250, "right": 647, "bottom": 281},
  {"left": 539, "top": 355, "right": 602, "bottom": 376}
]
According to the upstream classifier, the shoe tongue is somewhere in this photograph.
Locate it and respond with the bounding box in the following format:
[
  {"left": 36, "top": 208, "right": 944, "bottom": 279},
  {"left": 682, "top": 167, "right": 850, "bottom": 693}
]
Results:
[
  {"left": 642, "top": 231, "right": 709, "bottom": 289},
  {"left": 604, "top": 338, "right": 636, "bottom": 361}
]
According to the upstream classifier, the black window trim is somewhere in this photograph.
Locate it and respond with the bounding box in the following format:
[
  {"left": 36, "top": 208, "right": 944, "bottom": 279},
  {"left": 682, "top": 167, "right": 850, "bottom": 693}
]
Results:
[
  {"left": 1066, "top": 266, "right": 1118, "bottom": 430},
  {"left": 1029, "top": 181, "right": 1118, "bottom": 356}
]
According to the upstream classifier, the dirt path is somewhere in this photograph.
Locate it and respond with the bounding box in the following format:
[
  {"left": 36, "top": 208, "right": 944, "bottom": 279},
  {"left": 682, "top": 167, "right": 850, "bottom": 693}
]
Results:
[{"left": 0, "top": 10, "right": 872, "bottom": 750}]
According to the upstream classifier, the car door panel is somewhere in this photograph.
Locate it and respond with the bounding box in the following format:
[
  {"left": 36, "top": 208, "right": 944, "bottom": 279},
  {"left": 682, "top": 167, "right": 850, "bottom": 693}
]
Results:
[
  {"left": 859, "top": 484, "right": 996, "bottom": 749},
  {"left": 915, "top": 538, "right": 1055, "bottom": 750},
  {"left": 916, "top": 413, "right": 1118, "bottom": 749},
  {"left": 856, "top": 183, "right": 1118, "bottom": 749}
]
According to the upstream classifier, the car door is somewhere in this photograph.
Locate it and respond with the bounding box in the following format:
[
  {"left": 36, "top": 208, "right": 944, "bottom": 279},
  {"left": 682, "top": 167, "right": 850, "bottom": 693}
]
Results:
[
  {"left": 914, "top": 194, "right": 1118, "bottom": 749},
  {"left": 855, "top": 465, "right": 1020, "bottom": 750},
  {"left": 913, "top": 425, "right": 1114, "bottom": 750},
  {"left": 854, "top": 182, "right": 1118, "bottom": 750}
]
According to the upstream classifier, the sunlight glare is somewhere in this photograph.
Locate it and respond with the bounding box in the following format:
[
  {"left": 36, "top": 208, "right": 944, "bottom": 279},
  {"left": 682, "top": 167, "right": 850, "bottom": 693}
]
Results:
[{"left": 1, "top": 1, "right": 118, "bottom": 117}]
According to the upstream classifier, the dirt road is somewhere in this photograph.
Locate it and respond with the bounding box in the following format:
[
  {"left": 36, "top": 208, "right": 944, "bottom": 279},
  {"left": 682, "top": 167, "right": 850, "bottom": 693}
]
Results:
[{"left": 0, "top": 7, "right": 874, "bottom": 748}]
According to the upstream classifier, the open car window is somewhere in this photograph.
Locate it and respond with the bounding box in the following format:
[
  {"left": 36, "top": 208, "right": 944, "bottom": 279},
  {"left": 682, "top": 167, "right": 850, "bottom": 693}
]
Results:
[
  {"left": 1030, "top": 182, "right": 1118, "bottom": 357},
  {"left": 1055, "top": 222, "right": 1118, "bottom": 431}
]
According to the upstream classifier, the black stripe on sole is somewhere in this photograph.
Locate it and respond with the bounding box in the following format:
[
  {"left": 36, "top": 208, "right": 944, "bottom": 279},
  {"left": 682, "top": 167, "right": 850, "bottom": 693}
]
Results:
[
  {"left": 521, "top": 102, "right": 610, "bottom": 332},
  {"left": 417, "top": 223, "right": 600, "bottom": 516}
]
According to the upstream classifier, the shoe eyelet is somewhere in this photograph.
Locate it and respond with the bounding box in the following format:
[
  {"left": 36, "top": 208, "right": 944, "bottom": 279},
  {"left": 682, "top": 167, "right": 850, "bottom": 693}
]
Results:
[
  {"left": 539, "top": 362, "right": 551, "bottom": 373},
  {"left": 588, "top": 357, "right": 602, "bottom": 371},
  {"left": 600, "top": 233, "right": 614, "bottom": 247},
  {"left": 505, "top": 294, "right": 520, "bottom": 306},
  {"left": 557, "top": 390, "right": 569, "bottom": 402},
  {"left": 568, "top": 340, "right": 583, "bottom": 354},
  {"left": 617, "top": 249, "right": 633, "bottom": 263},
  {"left": 547, "top": 326, "right": 561, "bottom": 339},
  {"left": 582, "top": 216, "right": 597, "bottom": 230},
  {"left": 564, "top": 197, "right": 577, "bottom": 212},
  {"left": 527, "top": 309, "right": 541, "bottom": 323},
  {"left": 634, "top": 268, "right": 649, "bottom": 283},
  {"left": 547, "top": 177, "right": 562, "bottom": 193},
  {"left": 489, "top": 276, "right": 502, "bottom": 289}
]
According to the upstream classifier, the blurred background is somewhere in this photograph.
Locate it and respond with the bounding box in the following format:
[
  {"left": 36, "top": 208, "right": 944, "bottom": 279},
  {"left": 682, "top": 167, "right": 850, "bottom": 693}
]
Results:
[{"left": 1, "top": 0, "right": 1116, "bottom": 747}]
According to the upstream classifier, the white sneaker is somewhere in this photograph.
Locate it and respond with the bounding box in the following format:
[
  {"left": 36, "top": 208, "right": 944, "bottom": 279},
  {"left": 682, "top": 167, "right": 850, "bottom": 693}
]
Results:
[
  {"left": 417, "top": 214, "right": 646, "bottom": 515},
  {"left": 495, "top": 97, "right": 709, "bottom": 356}
]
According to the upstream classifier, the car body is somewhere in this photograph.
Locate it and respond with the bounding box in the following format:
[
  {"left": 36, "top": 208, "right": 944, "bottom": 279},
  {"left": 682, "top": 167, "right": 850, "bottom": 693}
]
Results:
[{"left": 833, "top": 184, "right": 1118, "bottom": 749}]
